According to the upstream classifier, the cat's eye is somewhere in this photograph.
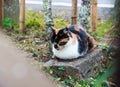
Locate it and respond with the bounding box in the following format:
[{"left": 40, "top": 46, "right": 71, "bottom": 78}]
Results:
[
  {"left": 63, "top": 29, "right": 68, "bottom": 34},
  {"left": 59, "top": 42, "right": 67, "bottom": 46}
]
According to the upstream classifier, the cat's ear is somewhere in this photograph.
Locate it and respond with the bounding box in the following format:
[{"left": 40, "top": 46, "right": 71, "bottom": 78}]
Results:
[
  {"left": 50, "top": 27, "right": 56, "bottom": 43},
  {"left": 63, "top": 27, "right": 69, "bottom": 34},
  {"left": 51, "top": 27, "right": 55, "bottom": 33}
]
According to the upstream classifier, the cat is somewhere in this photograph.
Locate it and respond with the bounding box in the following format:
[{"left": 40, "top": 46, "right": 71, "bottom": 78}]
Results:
[{"left": 51, "top": 25, "right": 96, "bottom": 59}]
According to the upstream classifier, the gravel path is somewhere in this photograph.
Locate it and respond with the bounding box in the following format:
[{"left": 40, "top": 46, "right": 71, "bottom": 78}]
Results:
[{"left": 0, "top": 29, "right": 57, "bottom": 87}]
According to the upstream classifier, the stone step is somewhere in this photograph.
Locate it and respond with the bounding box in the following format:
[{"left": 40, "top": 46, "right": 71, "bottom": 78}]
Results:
[{"left": 44, "top": 48, "right": 106, "bottom": 80}]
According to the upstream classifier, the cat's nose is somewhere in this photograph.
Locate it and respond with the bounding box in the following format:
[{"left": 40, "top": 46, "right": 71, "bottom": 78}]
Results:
[{"left": 54, "top": 44, "right": 58, "bottom": 49}]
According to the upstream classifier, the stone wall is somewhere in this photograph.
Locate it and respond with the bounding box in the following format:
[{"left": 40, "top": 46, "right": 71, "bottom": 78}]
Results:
[{"left": 4, "top": 0, "right": 19, "bottom": 21}]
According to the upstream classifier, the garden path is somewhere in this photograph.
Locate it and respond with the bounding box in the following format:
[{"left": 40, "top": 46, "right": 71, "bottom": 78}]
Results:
[{"left": 0, "top": 29, "right": 57, "bottom": 87}]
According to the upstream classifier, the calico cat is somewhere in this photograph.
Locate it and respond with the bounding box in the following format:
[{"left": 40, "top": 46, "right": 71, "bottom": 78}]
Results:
[{"left": 51, "top": 25, "right": 95, "bottom": 59}]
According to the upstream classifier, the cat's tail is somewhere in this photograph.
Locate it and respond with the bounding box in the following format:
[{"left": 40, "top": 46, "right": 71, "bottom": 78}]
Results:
[{"left": 87, "top": 33, "right": 97, "bottom": 52}]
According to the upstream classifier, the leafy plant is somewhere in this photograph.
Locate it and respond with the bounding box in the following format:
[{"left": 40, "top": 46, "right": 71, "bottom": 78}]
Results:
[
  {"left": 25, "top": 10, "right": 45, "bottom": 28},
  {"left": 58, "top": 66, "right": 65, "bottom": 71},
  {"left": 2, "top": 17, "right": 13, "bottom": 28},
  {"left": 93, "top": 66, "right": 116, "bottom": 87},
  {"left": 45, "top": 67, "right": 54, "bottom": 74},
  {"left": 97, "top": 18, "right": 114, "bottom": 37},
  {"left": 99, "top": 43, "right": 110, "bottom": 52}
]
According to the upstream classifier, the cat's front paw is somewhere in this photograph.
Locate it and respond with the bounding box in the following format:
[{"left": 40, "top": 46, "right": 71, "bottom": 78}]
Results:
[{"left": 52, "top": 55, "right": 55, "bottom": 59}]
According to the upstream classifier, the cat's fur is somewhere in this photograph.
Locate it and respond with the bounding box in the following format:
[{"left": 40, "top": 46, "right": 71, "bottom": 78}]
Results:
[{"left": 51, "top": 25, "right": 96, "bottom": 59}]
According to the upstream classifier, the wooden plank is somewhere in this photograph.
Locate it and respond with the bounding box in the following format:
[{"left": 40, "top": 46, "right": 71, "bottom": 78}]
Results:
[
  {"left": 92, "top": 0, "right": 98, "bottom": 31},
  {"left": 71, "top": 0, "right": 77, "bottom": 25},
  {"left": 19, "top": 0, "right": 25, "bottom": 33}
]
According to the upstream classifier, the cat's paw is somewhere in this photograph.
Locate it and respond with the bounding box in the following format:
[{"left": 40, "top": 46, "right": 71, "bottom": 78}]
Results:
[{"left": 52, "top": 55, "right": 55, "bottom": 59}]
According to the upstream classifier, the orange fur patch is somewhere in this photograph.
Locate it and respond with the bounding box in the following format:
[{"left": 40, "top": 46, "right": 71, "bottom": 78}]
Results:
[
  {"left": 59, "top": 38, "right": 69, "bottom": 43},
  {"left": 87, "top": 33, "right": 96, "bottom": 48},
  {"left": 55, "top": 29, "right": 60, "bottom": 35},
  {"left": 71, "top": 33, "right": 78, "bottom": 45}
]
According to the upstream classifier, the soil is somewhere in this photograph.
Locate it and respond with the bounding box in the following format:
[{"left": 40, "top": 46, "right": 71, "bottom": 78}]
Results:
[{"left": 0, "top": 29, "right": 57, "bottom": 87}]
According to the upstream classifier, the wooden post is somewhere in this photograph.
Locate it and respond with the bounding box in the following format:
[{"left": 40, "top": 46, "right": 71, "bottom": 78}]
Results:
[
  {"left": 0, "top": 0, "right": 2, "bottom": 26},
  {"left": 92, "top": 0, "right": 98, "bottom": 31},
  {"left": 71, "top": 0, "right": 77, "bottom": 25},
  {"left": 19, "top": 0, "right": 25, "bottom": 33}
]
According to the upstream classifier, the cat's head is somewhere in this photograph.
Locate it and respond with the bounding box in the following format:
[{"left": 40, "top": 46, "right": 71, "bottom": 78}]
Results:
[{"left": 51, "top": 27, "right": 71, "bottom": 50}]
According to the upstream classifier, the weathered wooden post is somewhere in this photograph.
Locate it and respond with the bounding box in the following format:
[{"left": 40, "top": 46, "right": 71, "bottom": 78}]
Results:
[
  {"left": 43, "top": 0, "right": 54, "bottom": 32},
  {"left": 19, "top": 0, "right": 25, "bottom": 33},
  {"left": 71, "top": 0, "right": 78, "bottom": 25},
  {"left": 91, "top": 0, "right": 98, "bottom": 31}
]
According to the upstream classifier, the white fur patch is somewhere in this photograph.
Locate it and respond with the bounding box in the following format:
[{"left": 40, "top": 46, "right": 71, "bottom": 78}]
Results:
[{"left": 52, "top": 37, "right": 82, "bottom": 59}]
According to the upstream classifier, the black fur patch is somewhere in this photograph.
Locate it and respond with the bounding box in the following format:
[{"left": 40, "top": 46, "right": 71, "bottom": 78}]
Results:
[
  {"left": 51, "top": 28, "right": 69, "bottom": 46},
  {"left": 68, "top": 25, "right": 88, "bottom": 53}
]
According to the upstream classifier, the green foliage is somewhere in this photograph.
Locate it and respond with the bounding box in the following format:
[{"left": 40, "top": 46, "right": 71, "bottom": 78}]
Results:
[
  {"left": 58, "top": 66, "right": 65, "bottom": 71},
  {"left": 25, "top": 10, "right": 69, "bottom": 29},
  {"left": 99, "top": 43, "right": 110, "bottom": 52},
  {"left": 65, "top": 77, "right": 75, "bottom": 84},
  {"left": 45, "top": 67, "right": 54, "bottom": 74},
  {"left": 89, "top": 18, "right": 115, "bottom": 41},
  {"left": 74, "top": 78, "right": 96, "bottom": 87},
  {"left": 54, "top": 19, "right": 69, "bottom": 28},
  {"left": 97, "top": 18, "right": 114, "bottom": 37},
  {"left": 25, "top": 10, "right": 45, "bottom": 28},
  {"left": 94, "top": 66, "right": 116, "bottom": 87},
  {"left": 2, "top": 17, "right": 13, "bottom": 28}
]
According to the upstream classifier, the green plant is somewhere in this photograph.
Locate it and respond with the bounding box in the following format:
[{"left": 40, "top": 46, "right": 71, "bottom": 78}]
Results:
[
  {"left": 2, "top": 17, "right": 13, "bottom": 28},
  {"left": 99, "top": 43, "right": 110, "bottom": 52},
  {"left": 45, "top": 67, "right": 54, "bottom": 74},
  {"left": 58, "top": 66, "right": 65, "bottom": 71},
  {"left": 25, "top": 10, "right": 45, "bottom": 28},
  {"left": 97, "top": 18, "right": 114, "bottom": 37},
  {"left": 93, "top": 66, "right": 116, "bottom": 87}
]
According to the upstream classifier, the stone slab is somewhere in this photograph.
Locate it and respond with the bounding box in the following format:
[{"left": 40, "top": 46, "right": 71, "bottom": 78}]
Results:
[{"left": 44, "top": 48, "right": 106, "bottom": 80}]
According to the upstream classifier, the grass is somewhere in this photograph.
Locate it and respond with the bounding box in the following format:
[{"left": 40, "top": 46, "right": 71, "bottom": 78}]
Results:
[
  {"left": 89, "top": 17, "right": 115, "bottom": 41},
  {"left": 97, "top": 18, "right": 115, "bottom": 37}
]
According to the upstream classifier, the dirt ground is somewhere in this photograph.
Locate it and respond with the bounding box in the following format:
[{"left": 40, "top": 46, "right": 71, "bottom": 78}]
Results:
[{"left": 0, "top": 29, "right": 57, "bottom": 87}]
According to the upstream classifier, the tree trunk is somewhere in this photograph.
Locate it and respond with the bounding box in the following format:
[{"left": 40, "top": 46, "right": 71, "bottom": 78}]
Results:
[
  {"left": 43, "top": 0, "right": 54, "bottom": 58},
  {"left": 0, "top": 0, "right": 3, "bottom": 26},
  {"left": 19, "top": 0, "right": 25, "bottom": 33},
  {"left": 43, "top": 0, "right": 54, "bottom": 32},
  {"left": 91, "top": 0, "right": 98, "bottom": 31},
  {"left": 114, "top": 0, "right": 120, "bottom": 28},
  {"left": 71, "top": 0, "right": 77, "bottom": 25},
  {"left": 79, "top": 0, "right": 92, "bottom": 29},
  {"left": 4, "top": 0, "right": 19, "bottom": 21}
]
